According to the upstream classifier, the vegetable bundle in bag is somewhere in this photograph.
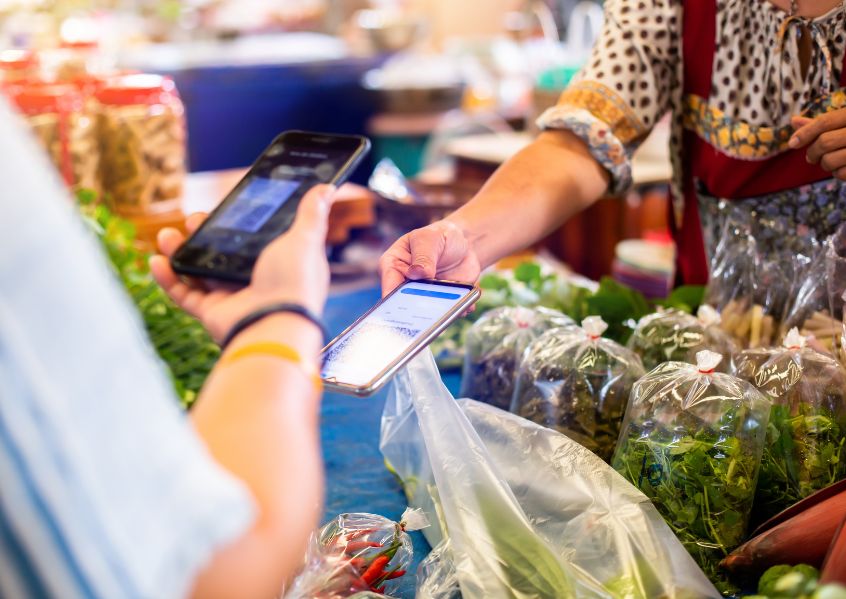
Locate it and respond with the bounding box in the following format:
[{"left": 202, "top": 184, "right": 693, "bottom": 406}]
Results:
[
  {"left": 460, "top": 306, "right": 574, "bottom": 410},
  {"left": 284, "top": 510, "right": 427, "bottom": 598},
  {"left": 611, "top": 351, "right": 771, "bottom": 592},
  {"left": 380, "top": 352, "right": 719, "bottom": 598},
  {"left": 511, "top": 316, "right": 645, "bottom": 460},
  {"left": 734, "top": 329, "right": 846, "bottom": 522},
  {"left": 627, "top": 306, "right": 738, "bottom": 371}
]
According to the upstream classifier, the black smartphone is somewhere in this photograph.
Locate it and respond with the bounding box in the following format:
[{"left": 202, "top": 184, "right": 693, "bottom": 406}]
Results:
[
  {"left": 171, "top": 130, "right": 370, "bottom": 283},
  {"left": 321, "top": 279, "right": 480, "bottom": 397}
]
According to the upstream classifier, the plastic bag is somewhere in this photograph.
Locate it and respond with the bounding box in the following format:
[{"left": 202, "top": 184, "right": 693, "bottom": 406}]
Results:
[
  {"left": 284, "top": 509, "right": 428, "bottom": 598},
  {"left": 705, "top": 206, "right": 812, "bottom": 349},
  {"left": 460, "top": 306, "right": 574, "bottom": 410},
  {"left": 510, "top": 316, "right": 645, "bottom": 461},
  {"left": 611, "top": 350, "right": 771, "bottom": 593},
  {"left": 415, "top": 539, "right": 461, "bottom": 599},
  {"left": 626, "top": 306, "right": 737, "bottom": 372},
  {"left": 381, "top": 351, "right": 719, "bottom": 598},
  {"left": 734, "top": 329, "right": 846, "bottom": 523}
]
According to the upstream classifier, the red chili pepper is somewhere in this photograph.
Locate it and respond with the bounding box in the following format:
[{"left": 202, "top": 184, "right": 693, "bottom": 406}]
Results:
[
  {"left": 385, "top": 569, "right": 406, "bottom": 580},
  {"left": 376, "top": 586, "right": 385, "bottom": 594},
  {"left": 361, "top": 555, "right": 390, "bottom": 585},
  {"left": 344, "top": 541, "right": 382, "bottom": 553},
  {"left": 348, "top": 557, "right": 366, "bottom": 569}
]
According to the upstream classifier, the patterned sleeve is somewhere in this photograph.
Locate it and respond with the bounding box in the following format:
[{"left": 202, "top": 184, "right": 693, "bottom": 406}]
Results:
[{"left": 537, "top": 0, "right": 682, "bottom": 195}]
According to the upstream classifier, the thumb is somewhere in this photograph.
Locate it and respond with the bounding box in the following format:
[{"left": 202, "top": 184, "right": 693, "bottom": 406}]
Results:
[
  {"left": 290, "top": 184, "right": 336, "bottom": 239},
  {"left": 407, "top": 226, "right": 444, "bottom": 279}
]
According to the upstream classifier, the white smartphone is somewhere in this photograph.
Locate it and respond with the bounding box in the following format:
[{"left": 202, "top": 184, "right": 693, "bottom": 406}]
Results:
[{"left": 321, "top": 279, "right": 480, "bottom": 397}]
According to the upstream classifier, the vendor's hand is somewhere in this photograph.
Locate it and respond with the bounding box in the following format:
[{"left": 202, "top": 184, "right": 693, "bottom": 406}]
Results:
[
  {"left": 378, "top": 220, "right": 481, "bottom": 296},
  {"left": 790, "top": 110, "right": 846, "bottom": 181},
  {"left": 150, "top": 185, "right": 335, "bottom": 343}
]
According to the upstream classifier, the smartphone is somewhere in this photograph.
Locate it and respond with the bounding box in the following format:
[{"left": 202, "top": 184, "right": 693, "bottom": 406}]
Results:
[
  {"left": 321, "top": 279, "right": 480, "bottom": 397},
  {"left": 171, "top": 131, "right": 370, "bottom": 283}
]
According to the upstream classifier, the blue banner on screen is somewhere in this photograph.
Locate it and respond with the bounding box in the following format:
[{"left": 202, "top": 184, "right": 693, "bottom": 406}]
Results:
[{"left": 321, "top": 282, "right": 471, "bottom": 387}]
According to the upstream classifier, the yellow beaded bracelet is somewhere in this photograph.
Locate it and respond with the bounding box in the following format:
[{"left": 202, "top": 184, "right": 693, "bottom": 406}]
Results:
[{"left": 220, "top": 341, "right": 323, "bottom": 391}]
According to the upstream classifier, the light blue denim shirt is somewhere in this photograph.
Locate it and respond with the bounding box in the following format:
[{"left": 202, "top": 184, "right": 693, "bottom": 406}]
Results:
[{"left": 0, "top": 98, "right": 255, "bottom": 598}]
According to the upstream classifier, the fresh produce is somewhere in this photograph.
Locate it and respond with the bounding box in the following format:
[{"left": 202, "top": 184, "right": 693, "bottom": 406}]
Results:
[
  {"left": 77, "top": 190, "right": 219, "bottom": 407},
  {"left": 734, "top": 329, "right": 846, "bottom": 523},
  {"left": 747, "top": 564, "right": 846, "bottom": 599},
  {"left": 431, "top": 258, "right": 685, "bottom": 370},
  {"left": 459, "top": 306, "right": 574, "bottom": 410},
  {"left": 512, "top": 316, "right": 645, "bottom": 461},
  {"left": 627, "top": 306, "right": 736, "bottom": 371},
  {"left": 612, "top": 351, "right": 771, "bottom": 594},
  {"left": 285, "top": 510, "right": 426, "bottom": 598}
]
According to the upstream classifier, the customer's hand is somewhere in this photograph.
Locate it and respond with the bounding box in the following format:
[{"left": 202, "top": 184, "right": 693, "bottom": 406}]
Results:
[
  {"left": 790, "top": 110, "right": 846, "bottom": 181},
  {"left": 150, "top": 184, "right": 335, "bottom": 343},
  {"left": 378, "top": 219, "right": 481, "bottom": 296}
]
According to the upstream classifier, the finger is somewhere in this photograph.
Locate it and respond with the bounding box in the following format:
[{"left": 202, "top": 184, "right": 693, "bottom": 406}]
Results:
[
  {"left": 289, "top": 184, "right": 336, "bottom": 241},
  {"left": 790, "top": 115, "right": 813, "bottom": 130},
  {"left": 809, "top": 137, "right": 846, "bottom": 167},
  {"left": 790, "top": 110, "right": 846, "bottom": 149},
  {"left": 836, "top": 166, "right": 846, "bottom": 181},
  {"left": 157, "top": 227, "right": 186, "bottom": 258},
  {"left": 407, "top": 227, "right": 445, "bottom": 280},
  {"left": 185, "top": 212, "right": 208, "bottom": 235},
  {"left": 149, "top": 255, "right": 201, "bottom": 314},
  {"left": 378, "top": 239, "right": 412, "bottom": 296}
]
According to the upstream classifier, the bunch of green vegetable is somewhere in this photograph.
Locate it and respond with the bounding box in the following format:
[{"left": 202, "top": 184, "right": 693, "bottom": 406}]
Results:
[
  {"left": 749, "top": 564, "right": 846, "bottom": 599},
  {"left": 77, "top": 190, "right": 219, "bottom": 407},
  {"left": 432, "top": 259, "right": 703, "bottom": 371},
  {"left": 735, "top": 340, "right": 846, "bottom": 523},
  {"left": 611, "top": 354, "right": 770, "bottom": 595},
  {"left": 512, "top": 318, "right": 645, "bottom": 461}
]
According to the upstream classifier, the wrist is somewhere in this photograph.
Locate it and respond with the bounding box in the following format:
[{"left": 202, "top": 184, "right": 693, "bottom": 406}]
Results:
[
  {"left": 445, "top": 211, "right": 490, "bottom": 270},
  {"left": 226, "top": 313, "right": 323, "bottom": 359}
]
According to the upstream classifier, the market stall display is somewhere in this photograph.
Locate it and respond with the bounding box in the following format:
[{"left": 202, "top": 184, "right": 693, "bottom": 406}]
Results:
[
  {"left": 9, "top": 81, "right": 99, "bottom": 190},
  {"left": 285, "top": 509, "right": 426, "bottom": 598},
  {"left": 459, "top": 305, "right": 574, "bottom": 410},
  {"left": 0, "top": 49, "right": 39, "bottom": 84},
  {"left": 627, "top": 305, "right": 738, "bottom": 371},
  {"left": 381, "top": 352, "right": 719, "bottom": 598},
  {"left": 734, "top": 330, "right": 846, "bottom": 523},
  {"left": 612, "top": 351, "right": 771, "bottom": 593},
  {"left": 96, "top": 74, "right": 185, "bottom": 215},
  {"left": 511, "top": 316, "right": 645, "bottom": 461}
]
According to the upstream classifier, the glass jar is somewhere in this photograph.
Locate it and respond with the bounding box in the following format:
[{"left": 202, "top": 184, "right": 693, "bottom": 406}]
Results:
[
  {"left": 95, "top": 74, "right": 186, "bottom": 215},
  {"left": 9, "top": 82, "right": 99, "bottom": 191}
]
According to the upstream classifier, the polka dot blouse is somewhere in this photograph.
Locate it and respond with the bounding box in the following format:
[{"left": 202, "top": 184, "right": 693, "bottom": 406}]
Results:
[{"left": 537, "top": 0, "right": 846, "bottom": 196}]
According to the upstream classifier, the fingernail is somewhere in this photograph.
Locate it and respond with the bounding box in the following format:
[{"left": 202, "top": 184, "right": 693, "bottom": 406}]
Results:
[{"left": 788, "top": 136, "right": 800, "bottom": 148}]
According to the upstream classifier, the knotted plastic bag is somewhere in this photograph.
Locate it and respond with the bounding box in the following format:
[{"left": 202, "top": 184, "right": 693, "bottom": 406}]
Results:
[
  {"left": 734, "top": 328, "right": 846, "bottom": 523},
  {"left": 611, "top": 351, "right": 771, "bottom": 593},
  {"left": 284, "top": 509, "right": 428, "bottom": 598},
  {"left": 627, "top": 307, "right": 737, "bottom": 372},
  {"left": 381, "top": 351, "right": 719, "bottom": 598},
  {"left": 460, "top": 306, "right": 574, "bottom": 410},
  {"left": 511, "top": 316, "right": 645, "bottom": 461}
]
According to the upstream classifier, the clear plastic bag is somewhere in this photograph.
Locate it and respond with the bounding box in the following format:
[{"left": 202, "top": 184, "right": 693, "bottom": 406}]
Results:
[
  {"left": 460, "top": 306, "right": 574, "bottom": 411},
  {"left": 511, "top": 316, "right": 645, "bottom": 461},
  {"left": 381, "top": 351, "right": 719, "bottom": 598},
  {"left": 626, "top": 306, "right": 737, "bottom": 372},
  {"left": 284, "top": 509, "right": 428, "bottom": 598},
  {"left": 415, "top": 539, "right": 461, "bottom": 599},
  {"left": 611, "top": 351, "right": 771, "bottom": 593},
  {"left": 734, "top": 329, "right": 846, "bottom": 523}
]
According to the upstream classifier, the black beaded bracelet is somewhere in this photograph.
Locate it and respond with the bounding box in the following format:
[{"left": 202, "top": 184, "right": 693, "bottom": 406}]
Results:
[{"left": 221, "top": 303, "right": 328, "bottom": 349}]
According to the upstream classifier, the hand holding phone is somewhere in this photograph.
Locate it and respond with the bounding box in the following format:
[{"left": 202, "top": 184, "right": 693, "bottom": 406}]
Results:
[
  {"left": 321, "top": 279, "right": 480, "bottom": 396},
  {"left": 171, "top": 131, "right": 370, "bottom": 284}
]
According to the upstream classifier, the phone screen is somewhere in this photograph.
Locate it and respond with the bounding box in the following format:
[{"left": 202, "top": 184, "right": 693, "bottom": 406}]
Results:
[
  {"left": 173, "top": 133, "right": 367, "bottom": 280},
  {"left": 321, "top": 281, "right": 473, "bottom": 388}
]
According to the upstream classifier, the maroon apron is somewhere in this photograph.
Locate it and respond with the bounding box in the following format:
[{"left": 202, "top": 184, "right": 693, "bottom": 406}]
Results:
[{"left": 673, "top": 1, "right": 846, "bottom": 284}]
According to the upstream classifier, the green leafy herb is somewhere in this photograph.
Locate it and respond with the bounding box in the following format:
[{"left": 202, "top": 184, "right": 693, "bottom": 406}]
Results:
[
  {"left": 77, "top": 190, "right": 219, "bottom": 407},
  {"left": 748, "top": 564, "right": 846, "bottom": 599},
  {"left": 658, "top": 285, "right": 707, "bottom": 314},
  {"left": 612, "top": 408, "right": 763, "bottom": 595}
]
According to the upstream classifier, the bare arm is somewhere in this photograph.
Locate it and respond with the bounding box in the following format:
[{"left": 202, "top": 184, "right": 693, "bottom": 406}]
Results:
[
  {"left": 151, "top": 186, "right": 334, "bottom": 598},
  {"left": 379, "top": 130, "right": 609, "bottom": 294},
  {"left": 448, "top": 130, "right": 610, "bottom": 269}
]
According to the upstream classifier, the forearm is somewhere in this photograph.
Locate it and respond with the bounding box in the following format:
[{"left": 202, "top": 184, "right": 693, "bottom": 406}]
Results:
[
  {"left": 447, "top": 130, "right": 610, "bottom": 269},
  {"left": 189, "top": 314, "right": 324, "bottom": 599}
]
